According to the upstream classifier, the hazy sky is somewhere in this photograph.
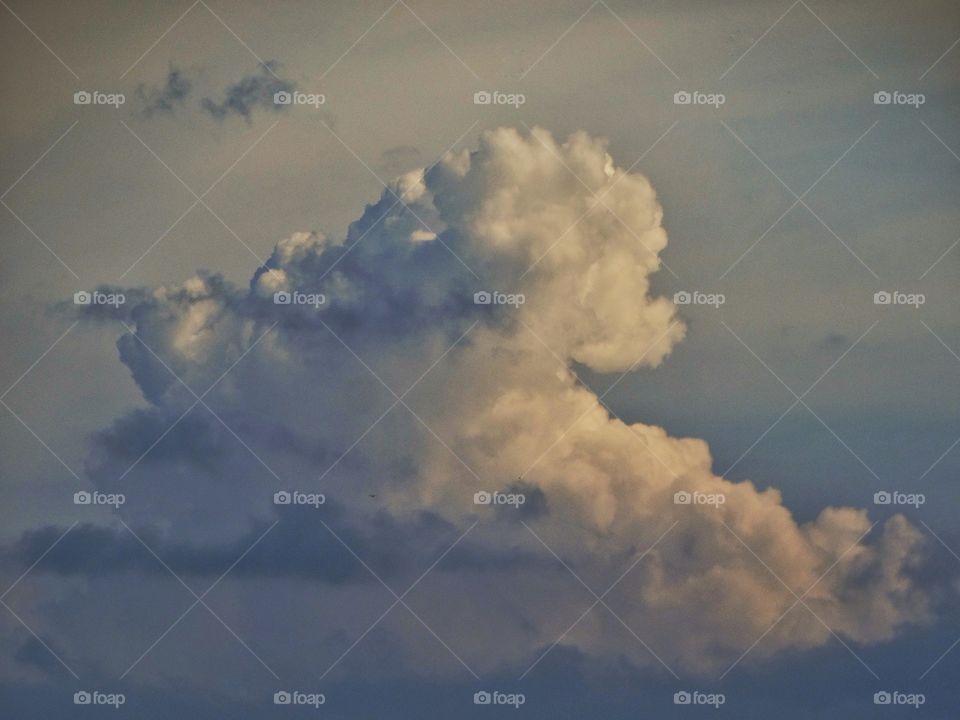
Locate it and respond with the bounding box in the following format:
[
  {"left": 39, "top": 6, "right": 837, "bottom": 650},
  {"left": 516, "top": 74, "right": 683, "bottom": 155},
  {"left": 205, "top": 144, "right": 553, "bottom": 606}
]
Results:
[{"left": 1, "top": 1, "right": 959, "bottom": 717}]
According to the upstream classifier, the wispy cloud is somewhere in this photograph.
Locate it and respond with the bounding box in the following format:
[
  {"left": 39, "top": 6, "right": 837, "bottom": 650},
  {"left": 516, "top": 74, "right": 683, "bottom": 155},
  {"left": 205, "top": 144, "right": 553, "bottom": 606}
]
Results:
[
  {"left": 137, "top": 66, "right": 192, "bottom": 117},
  {"left": 200, "top": 61, "right": 294, "bottom": 121}
]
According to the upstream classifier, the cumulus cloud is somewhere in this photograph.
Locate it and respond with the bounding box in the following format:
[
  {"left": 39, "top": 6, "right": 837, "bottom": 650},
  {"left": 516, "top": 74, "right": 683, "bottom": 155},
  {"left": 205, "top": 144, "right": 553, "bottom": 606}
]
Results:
[
  {"left": 200, "top": 61, "right": 293, "bottom": 121},
  {"left": 20, "top": 127, "right": 936, "bottom": 680}
]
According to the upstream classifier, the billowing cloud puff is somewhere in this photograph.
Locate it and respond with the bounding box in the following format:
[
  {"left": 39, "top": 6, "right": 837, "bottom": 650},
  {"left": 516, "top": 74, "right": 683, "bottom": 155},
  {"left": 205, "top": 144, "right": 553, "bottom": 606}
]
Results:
[{"left": 49, "top": 127, "right": 931, "bottom": 678}]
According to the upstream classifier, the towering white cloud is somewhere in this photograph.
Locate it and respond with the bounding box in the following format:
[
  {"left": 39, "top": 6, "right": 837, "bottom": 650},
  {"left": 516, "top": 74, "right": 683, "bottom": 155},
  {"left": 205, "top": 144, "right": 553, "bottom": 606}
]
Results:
[{"left": 82, "top": 127, "right": 930, "bottom": 675}]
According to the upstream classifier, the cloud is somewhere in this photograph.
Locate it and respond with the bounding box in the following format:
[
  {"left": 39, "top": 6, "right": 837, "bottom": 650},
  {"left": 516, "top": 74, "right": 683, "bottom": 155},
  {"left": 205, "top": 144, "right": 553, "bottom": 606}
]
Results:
[
  {"left": 36, "top": 127, "right": 938, "bottom": 679},
  {"left": 200, "top": 61, "right": 294, "bottom": 121},
  {"left": 137, "top": 67, "right": 192, "bottom": 116},
  {"left": 4, "top": 506, "right": 548, "bottom": 583}
]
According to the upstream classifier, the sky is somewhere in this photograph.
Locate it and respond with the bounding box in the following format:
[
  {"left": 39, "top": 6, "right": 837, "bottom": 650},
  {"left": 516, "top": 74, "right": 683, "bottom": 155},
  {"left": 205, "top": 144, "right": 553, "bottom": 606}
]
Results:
[{"left": 1, "top": 0, "right": 959, "bottom": 717}]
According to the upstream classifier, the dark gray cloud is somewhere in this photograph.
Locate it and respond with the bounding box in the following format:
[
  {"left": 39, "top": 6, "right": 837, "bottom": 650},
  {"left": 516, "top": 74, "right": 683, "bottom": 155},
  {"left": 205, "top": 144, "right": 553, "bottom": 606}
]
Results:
[
  {"left": 137, "top": 67, "right": 192, "bottom": 116},
  {"left": 3, "top": 505, "right": 550, "bottom": 583},
  {"left": 90, "top": 408, "right": 228, "bottom": 471},
  {"left": 200, "top": 61, "right": 294, "bottom": 121}
]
